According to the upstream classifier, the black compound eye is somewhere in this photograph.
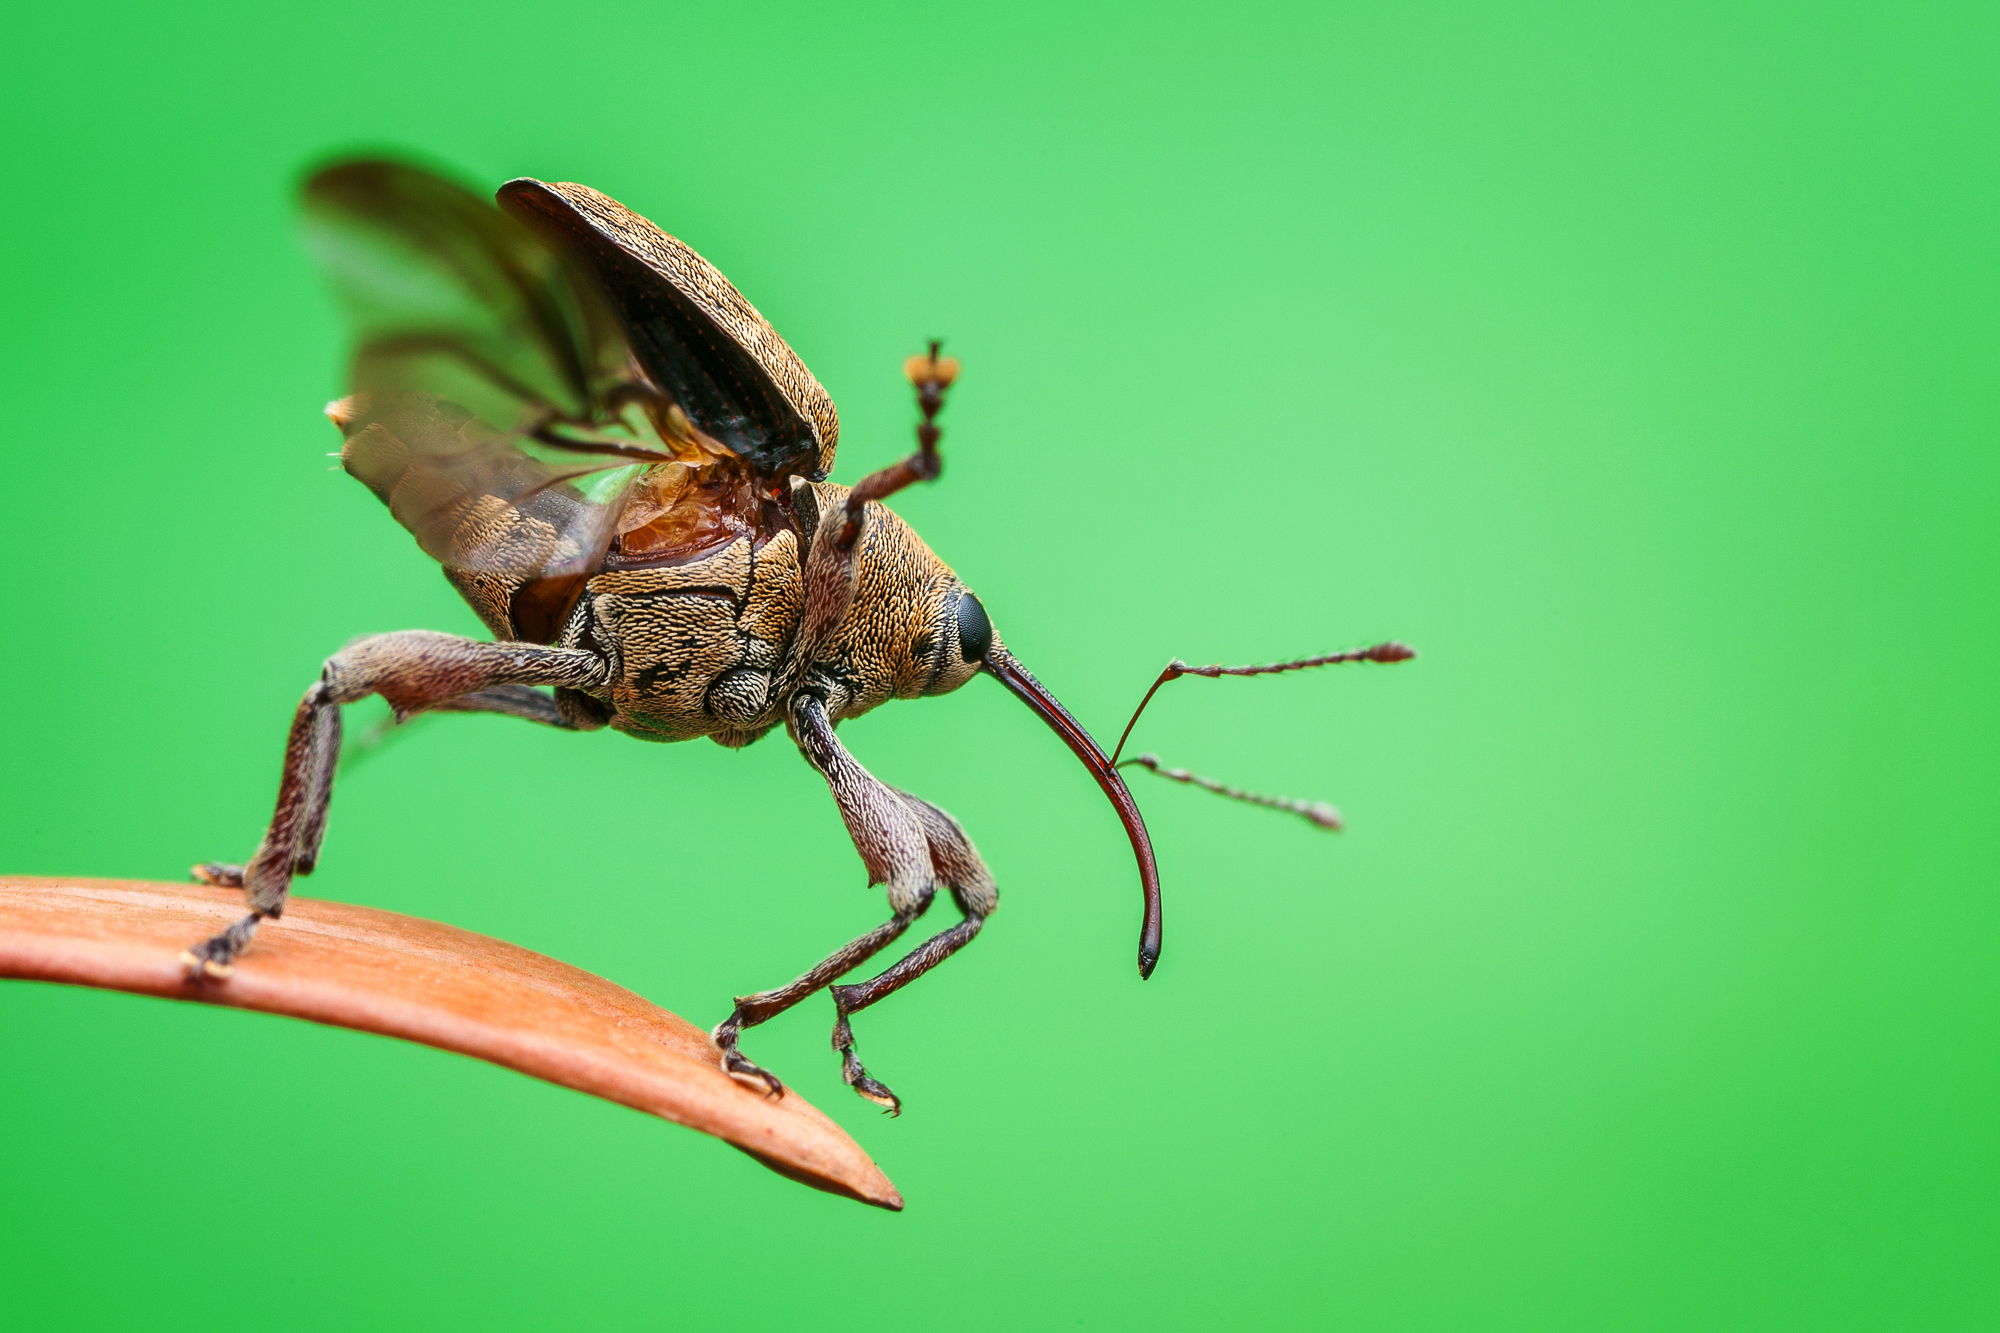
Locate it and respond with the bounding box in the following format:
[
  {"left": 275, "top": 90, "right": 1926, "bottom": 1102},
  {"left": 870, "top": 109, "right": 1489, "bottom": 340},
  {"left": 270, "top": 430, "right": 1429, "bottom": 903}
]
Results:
[{"left": 955, "top": 591, "right": 992, "bottom": 663}]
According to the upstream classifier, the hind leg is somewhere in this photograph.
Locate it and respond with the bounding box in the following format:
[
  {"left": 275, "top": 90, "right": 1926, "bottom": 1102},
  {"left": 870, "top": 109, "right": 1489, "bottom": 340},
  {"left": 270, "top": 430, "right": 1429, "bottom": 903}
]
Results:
[
  {"left": 185, "top": 632, "right": 608, "bottom": 979},
  {"left": 191, "top": 685, "right": 602, "bottom": 889}
]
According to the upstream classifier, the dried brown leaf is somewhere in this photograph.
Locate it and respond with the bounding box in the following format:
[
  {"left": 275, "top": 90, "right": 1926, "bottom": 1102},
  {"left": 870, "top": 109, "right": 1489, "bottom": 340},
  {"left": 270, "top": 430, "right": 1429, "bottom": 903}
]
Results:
[{"left": 0, "top": 876, "right": 901, "bottom": 1210}]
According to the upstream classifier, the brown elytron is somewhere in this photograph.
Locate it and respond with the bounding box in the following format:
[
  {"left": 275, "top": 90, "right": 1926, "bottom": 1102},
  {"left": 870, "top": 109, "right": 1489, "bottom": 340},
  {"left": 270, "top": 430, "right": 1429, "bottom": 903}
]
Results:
[{"left": 189, "top": 160, "right": 1412, "bottom": 1116}]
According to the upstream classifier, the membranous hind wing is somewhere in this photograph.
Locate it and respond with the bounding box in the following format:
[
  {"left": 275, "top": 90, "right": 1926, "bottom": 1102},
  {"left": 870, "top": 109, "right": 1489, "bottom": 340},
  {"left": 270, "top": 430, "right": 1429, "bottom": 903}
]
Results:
[
  {"left": 496, "top": 179, "right": 838, "bottom": 561},
  {"left": 304, "top": 159, "right": 676, "bottom": 642}
]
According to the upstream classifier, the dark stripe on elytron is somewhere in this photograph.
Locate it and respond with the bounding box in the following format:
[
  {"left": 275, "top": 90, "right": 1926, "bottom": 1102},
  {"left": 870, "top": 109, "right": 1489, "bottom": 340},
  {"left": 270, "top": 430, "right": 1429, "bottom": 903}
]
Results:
[{"left": 549, "top": 226, "right": 820, "bottom": 482}]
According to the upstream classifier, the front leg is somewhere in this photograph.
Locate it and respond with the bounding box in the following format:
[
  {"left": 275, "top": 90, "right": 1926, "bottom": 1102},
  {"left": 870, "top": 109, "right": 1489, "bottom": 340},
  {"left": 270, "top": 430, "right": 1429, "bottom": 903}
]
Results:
[
  {"left": 795, "top": 693, "right": 999, "bottom": 1115},
  {"left": 186, "top": 632, "right": 609, "bottom": 979},
  {"left": 708, "top": 689, "right": 943, "bottom": 1094},
  {"left": 710, "top": 902, "right": 927, "bottom": 1097}
]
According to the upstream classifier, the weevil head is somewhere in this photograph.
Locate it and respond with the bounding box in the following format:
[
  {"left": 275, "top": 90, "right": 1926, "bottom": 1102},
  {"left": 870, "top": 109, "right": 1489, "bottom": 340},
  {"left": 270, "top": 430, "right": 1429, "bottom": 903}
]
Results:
[
  {"left": 837, "top": 538, "right": 992, "bottom": 703},
  {"left": 793, "top": 478, "right": 1162, "bottom": 975},
  {"left": 793, "top": 479, "right": 989, "bottom": 708}
]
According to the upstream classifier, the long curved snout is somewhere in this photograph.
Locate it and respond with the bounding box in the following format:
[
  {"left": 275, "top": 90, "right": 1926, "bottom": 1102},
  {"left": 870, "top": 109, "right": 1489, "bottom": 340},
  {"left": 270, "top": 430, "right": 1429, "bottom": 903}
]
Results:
[{"left": 983, "top": 643, "right": 1163, "bottom": 978}]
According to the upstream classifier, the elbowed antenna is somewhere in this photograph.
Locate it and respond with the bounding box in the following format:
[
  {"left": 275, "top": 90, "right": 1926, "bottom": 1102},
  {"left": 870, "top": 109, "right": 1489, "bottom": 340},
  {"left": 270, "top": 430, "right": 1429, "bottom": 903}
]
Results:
[
  {"left": 1109, "top": 642, "right": 1417, "bottom": 766},
  {"left": 1117, "top": 752, "right": 1345, "bottom": 831},
  {"left": 1108, "top": 641, "right": 1417, "bottom": 833},
  {"left": 982, "top": 644, "right": 1163, "bottom": 979}
]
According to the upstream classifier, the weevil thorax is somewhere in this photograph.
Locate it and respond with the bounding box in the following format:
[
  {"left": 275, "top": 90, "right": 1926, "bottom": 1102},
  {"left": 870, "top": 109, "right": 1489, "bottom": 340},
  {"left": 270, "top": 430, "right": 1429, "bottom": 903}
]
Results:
[{"left": 794, "top": 481, "right": 989, "bottom": 721}]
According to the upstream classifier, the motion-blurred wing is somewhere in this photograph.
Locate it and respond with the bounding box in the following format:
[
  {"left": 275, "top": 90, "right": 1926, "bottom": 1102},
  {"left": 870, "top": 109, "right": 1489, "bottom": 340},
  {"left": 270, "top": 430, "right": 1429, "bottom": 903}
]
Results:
[
  {"left": 331, "top": 390, "right": 644, "bottom": 642},
  {"left": 303, "top": 160, "right": 671, "bottom": 641},
  {"left": 498, "top": 178, "right": 839, "bottom": 484},
  {"left": 305, "top": 158, "right": 635, "bottom": 424}
]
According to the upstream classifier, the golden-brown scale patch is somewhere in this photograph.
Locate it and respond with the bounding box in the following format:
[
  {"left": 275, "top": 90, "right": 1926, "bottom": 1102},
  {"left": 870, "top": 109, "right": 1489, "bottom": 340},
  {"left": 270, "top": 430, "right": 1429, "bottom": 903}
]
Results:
[
  {"left": 586, "top": 536, "right": 793, "bottom": 742},
  {"left": 444, "top": 569, "right": 519, "bottom": 641},
  {"left": 822, "top": 501, "right": 956, "bottom": 718},
  {"left": 590, "top": 535, "right": 753, "bottom": 599},
  {"left": 741, "top": 529, "right": 802, "bottom": 655}
]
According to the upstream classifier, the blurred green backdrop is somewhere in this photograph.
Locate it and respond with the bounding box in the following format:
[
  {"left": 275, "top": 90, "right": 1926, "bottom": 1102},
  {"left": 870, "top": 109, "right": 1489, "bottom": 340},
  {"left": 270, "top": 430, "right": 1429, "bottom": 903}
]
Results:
[{"left": 3, "top": 1, "right": 1996, "bottom": 1328}]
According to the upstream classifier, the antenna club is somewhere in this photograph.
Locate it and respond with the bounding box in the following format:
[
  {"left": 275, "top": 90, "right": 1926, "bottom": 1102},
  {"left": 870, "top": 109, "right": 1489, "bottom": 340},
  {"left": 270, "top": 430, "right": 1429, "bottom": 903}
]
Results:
[
  {"left": 1303, "top": 802, "right": 1345, "bottom": 831},
  {"left": 904, "top": 350, "right": 960, "bottom": 388}
]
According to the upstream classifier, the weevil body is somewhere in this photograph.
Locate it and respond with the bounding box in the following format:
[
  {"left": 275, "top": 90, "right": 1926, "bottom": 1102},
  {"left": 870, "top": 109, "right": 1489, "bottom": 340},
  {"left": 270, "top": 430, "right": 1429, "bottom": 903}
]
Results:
[{"left": 189, "top": 160, "right": 1406, "bottom": 1114}]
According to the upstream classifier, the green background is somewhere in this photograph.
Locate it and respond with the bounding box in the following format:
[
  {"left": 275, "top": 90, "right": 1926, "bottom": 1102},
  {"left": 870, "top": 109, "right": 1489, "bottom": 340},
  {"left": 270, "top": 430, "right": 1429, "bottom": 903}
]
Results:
[{"left": 3, "top": 2, "right": 1995, "bottom": 1327}]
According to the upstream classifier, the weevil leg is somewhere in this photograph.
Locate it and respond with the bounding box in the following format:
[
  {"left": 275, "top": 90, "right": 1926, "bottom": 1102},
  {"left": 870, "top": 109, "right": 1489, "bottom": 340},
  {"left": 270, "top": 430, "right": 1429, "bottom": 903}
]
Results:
[
  {"left": 711, "top": 899, "right": 930, "bottom": 1097},
  {"left": 832, "top": 914, "right": 985, "bottom": 1115},
  {"left": 706, "top": 689, "right": 941, "bottom": 1095},
  {"left": 332, "top": 684, "right": 610, "bottom": 777},
  {"left": 185, "top": 632, "right": 609, "bottom": 980},
  {"left": 193, "top": 686, "right": 602, "bottom": 889},
  {"left": 425, "top": 684, "right": 602, "bottom": 728},
  {"left": 826, "top": 344, "right": 956, "bottom": 549},
  {"left": 765, "top": 353, "right": 958, "bottom": 707},
  {"left": 292, "top": 691, "right": 344, "bottom": 875},
  {"left": 784, "top": 694, "right": 999, "bottom": 1115},
  {"left": 194, "top": 698, "right": 340, "bottom": 890}
]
